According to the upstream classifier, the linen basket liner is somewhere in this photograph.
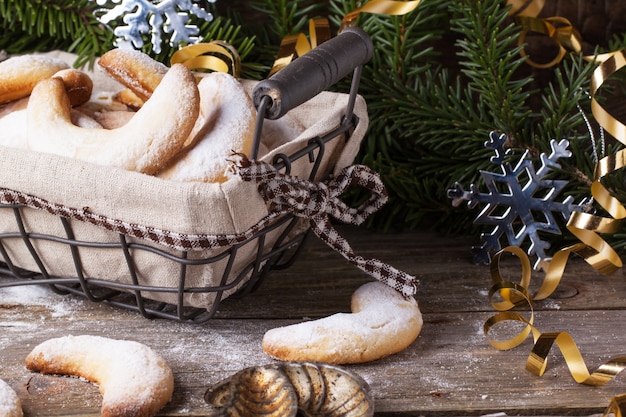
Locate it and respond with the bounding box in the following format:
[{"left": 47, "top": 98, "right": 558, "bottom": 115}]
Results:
[{"left": 0, "top": 82, "right": 372, "bottom": 310}]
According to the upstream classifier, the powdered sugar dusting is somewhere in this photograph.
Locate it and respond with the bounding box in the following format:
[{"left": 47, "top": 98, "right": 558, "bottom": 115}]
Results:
[
  {"left": 157, "top": 71, "right": 256, "bottom": 183},
  {"left": 0, "top": 284, "right": 85, "bottom": 318},
  {"left": 98, "top": 48, "right": 168, "bottom": 98},
  {"left": 262, "top": 281, "right": 423, "bottom": 364},
  {"left": 0, "top": 379, "right": 22, "bottom": 417},
  {"left": 26, "top": 335, "right": 173, "bottom": 416},
  {"left": 0, "top": 55, "right": 68, "bottom": 83}
]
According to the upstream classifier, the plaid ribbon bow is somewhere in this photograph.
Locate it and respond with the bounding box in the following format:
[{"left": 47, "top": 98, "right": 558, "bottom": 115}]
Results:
[{"left": 234, "top": 155, "right": 418, "bottom": 298}]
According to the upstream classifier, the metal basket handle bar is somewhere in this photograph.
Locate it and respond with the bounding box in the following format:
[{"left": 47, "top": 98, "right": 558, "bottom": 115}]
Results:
[
  {"left": 269, "top": 122, "right": 357, "bottom": 180},
  {"left": 250, "top": 27, "right": 373, "bottom": 159}
]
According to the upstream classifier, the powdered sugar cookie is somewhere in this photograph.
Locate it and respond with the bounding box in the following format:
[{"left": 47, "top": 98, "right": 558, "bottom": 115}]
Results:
[
  {"left": 262, "top": 281, "right": 423, "bottom": 364},
  {"left": 157, "top": 71, "right": 256, "bottom": 183},
  {"left": 0, "top": 98, "right": 103, "bottom": 149},
  {"left": 27, "top": 63, "right": 199, "bottom": 174},
  {"left": 25, "top": 335, "right": 174, "bottom": 417},
  {"left": 98, "top": 48, "right": 169, "bottom": 102},
  {"left": 0, "top": 379, "right": 22, "bottom": 417},
  {"left": 0, "top": 54, "right": 69, "bottom": 104}
]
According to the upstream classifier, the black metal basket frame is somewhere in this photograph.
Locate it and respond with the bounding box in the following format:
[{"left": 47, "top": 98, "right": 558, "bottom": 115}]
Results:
[{"left": 0, "top": 61, "right": 366, "bottom": 324}]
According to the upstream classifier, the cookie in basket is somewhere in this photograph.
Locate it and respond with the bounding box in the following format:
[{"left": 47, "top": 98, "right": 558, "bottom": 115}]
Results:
[
  {"left": 0, "top": 54, "right": 69, "bottom": 104},
  {"left": 26, "top": 62, "right": 199, "bottom": 174},
  {"left": 157, "top": 71, "right": 256, "bottom": 183},
  {"left": 97, "top": 48, "right": 257, "bottom": 182}
]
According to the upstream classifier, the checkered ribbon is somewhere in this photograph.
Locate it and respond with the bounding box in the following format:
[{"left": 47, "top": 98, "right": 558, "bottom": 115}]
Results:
[{"left": 234, "top": 155, "right": 418, "bottom": 297}]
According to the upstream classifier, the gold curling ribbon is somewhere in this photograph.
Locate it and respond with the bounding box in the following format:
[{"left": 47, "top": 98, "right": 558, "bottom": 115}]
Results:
[
  {"left": 171, "top": 40, "right": 241, "bottom": 78},
  {"left": 507, "top": 0, "right": 582, "bottom": 69},
  {"left": 485, "top": 50, "right": 626, "bottom": 411},
  {"left": 507, "top": 0, "right": 545, "bottom": 17},
  {"left": 564, "top": 50, "right": 626, "bottom": 276},
  {"left": 507, "top": 0, "right": 622, "bottom": 68},
  {"left": 606, "top": 394, "right": 626, "bottom": 417},
  {"left": 268, "top": 0, "right": 421, "bottom": 76},
  {"left": 515, "top": 15, "right": 582, "bottom": 69},
  {"left": 484, "top": 247, "right": 626, "bottom": 388},
  {"left": 339, "top": 0, "right": 422, "bottom": 32},
  {"left": 591, "top": 50, "right": 626, "bottom": 140},
  {"left": 268, "top": 18, "right": 331, "bottom": 77}
]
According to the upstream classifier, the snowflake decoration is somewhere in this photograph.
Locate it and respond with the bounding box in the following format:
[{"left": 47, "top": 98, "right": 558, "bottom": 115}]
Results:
[
  {"left": 447, "top": 131, "right": 586, "bottom": 270},
  {"left": 95, "top": 0, "right": 216, "bottom": 54}
]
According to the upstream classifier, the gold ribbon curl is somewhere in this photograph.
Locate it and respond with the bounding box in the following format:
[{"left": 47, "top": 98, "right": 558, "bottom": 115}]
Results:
[
  {"left": 606, "top": 394, "right": 626, "bottom": 417},
  {"left": 268, "top": 17, "right": 332, "bottom": 77},
  {"left": 506, "top": 0, "right": 622, "bottom": 68},
  {"left": 269, "top": 0, "right": 422, "bottom": 76},
  {"left": 565, "top": 50, "right": 626, "bottom": 276},
  {"left": 171, "top": 40, "right": 241, "bottom": 77},
  {"left": 485, "top": 37, "right": 626, "bottom": 414},
  {"left": 507, "top": 0, "right": 546, "bottom": 17},
  {"left": 339, "top": 0, "right": 422, "bottom": 32},
  {"left": 515, "top": 15, "right": 582, "bottom": 69},
  {"left": 507, "top": 0, "right": 583, "bottom": 68},
  {"left": 484, "top": 247, "right": 626, "bottom": 388}
]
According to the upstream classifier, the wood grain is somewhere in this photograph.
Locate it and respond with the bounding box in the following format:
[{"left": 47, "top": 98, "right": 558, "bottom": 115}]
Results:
[{"left": 1, "top": 225, "right": 625, "bottom": 416}]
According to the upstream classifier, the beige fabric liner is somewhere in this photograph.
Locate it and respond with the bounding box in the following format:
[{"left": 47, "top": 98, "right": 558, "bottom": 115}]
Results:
[{"left": 0, "top": 52, "right": 369, "bottom": 311}]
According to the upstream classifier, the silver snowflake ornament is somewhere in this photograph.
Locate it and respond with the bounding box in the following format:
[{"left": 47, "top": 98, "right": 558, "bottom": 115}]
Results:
[
  {"left": 447, "top": 131, "right": 585, "bottom": 270},
  {"left": 95, "top": 0, "right": 216, "bottom": 54}
]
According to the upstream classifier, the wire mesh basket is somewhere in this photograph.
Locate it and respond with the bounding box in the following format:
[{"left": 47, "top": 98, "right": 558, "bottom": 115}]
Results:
[{"left": 0, "top": 28, "right": 374, "bottom": 322}]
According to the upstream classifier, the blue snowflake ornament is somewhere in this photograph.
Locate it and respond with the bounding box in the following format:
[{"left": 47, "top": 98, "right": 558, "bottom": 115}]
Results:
[
  {"left": 447, "top": 131, "right": 585, "bottom": 271},
  {"left": 95, "top": 0, "right": 216, "bottom": 54}
]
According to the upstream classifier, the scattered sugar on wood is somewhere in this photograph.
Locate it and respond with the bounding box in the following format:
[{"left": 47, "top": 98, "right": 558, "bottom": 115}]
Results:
[{"left": 0, "top": 284, "right": 85, "bottom": 318}]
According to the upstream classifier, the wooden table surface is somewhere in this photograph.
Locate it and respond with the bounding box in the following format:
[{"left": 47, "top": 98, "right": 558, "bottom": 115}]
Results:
[{"left": 1, "top": 225, "right": 626, "bottom": 416}]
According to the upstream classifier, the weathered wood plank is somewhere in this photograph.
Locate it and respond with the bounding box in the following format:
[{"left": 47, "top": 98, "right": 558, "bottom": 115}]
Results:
[
  {"left": 219, "top": 225, "right": 626, "bottom": 318},
  {"left": 1, "top": 226, "right": 626, "bottom": 416},
  {"left": 1, "top": 294, "right": 626, "bottom": 416}
]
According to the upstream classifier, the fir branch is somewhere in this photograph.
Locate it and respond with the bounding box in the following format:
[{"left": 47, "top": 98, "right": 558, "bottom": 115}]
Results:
[
  {"left": 248, "top": 0, "right": 326, "bottom": 40},
  {"left": 0, "top": 0, "right": 115, "bottom": 67},
  {"left": 451, "top": 0, "right": 531, "bottom": 142},
  {"left": 342, "top": 0, "right": 537, "bottom": 231}
]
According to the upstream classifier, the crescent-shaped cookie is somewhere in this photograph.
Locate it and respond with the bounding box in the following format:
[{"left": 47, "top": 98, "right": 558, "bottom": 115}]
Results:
[
  {"left": 156, "top": 72, "right": 256, "bottom": 183},
  {"left": 0, "top": 379, "right": 23, "bottom": 417},
  {"left": 0, "top": 54, "right": 69, "bottom": 104},
  {"left": 0, "top": 99, "right": 103, "bottom": 149},
  {"left": 26, "top": 63, "right": 200, "bottom": 174},
  {"left": 25, "top": 335, "right": 174, "bottom": 417},
  {"left": 262, "top": 281, "right": 423, "bottom": 364},
  {"left": 98, "top": 48, "right": 169, "bottom": 102}
]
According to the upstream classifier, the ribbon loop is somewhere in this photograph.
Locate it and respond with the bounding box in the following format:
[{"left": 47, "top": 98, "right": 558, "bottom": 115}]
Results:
[
  {"left": 262, "top": 175, "right": 332, "bottom": 220},
  {"left": 605, "top": 394, "right": 626, "bottom": 417},
  {"left": 171, "top": 40, "right": 241, "bottom": 77},
  {"left": 515, "top": 15, "right": 581, "bottom": 68},
  {"left": 340, "top": 0, "right": 422, "bottom": 32},
  {"left": 485, "top": 246, "right": 626, "bottom": 388},
  {"left": 234, "top": 155, "right": 418, "bottom": 297}
]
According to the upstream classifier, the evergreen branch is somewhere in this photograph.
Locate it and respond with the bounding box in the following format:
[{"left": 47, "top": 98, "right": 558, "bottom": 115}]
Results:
[
  {"left": 451, "top": 0, "right": 532, "bottom": 141},
  {"left": 534, "top": 55, "right": 595, "bottom": 145},
  {"left": 344, "top": 0, "right": 538, "bottom": 230},
  {"left": 0, "top": 0, "right": 115, "bottom": 68},
  {"left": 248, "top": 0, "right": 326, "bottom": 40}
]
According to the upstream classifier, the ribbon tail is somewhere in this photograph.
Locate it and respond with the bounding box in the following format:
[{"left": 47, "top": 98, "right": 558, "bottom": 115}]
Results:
[{"left": 310, "top": 216, "right": 418, "bottom": 298}]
